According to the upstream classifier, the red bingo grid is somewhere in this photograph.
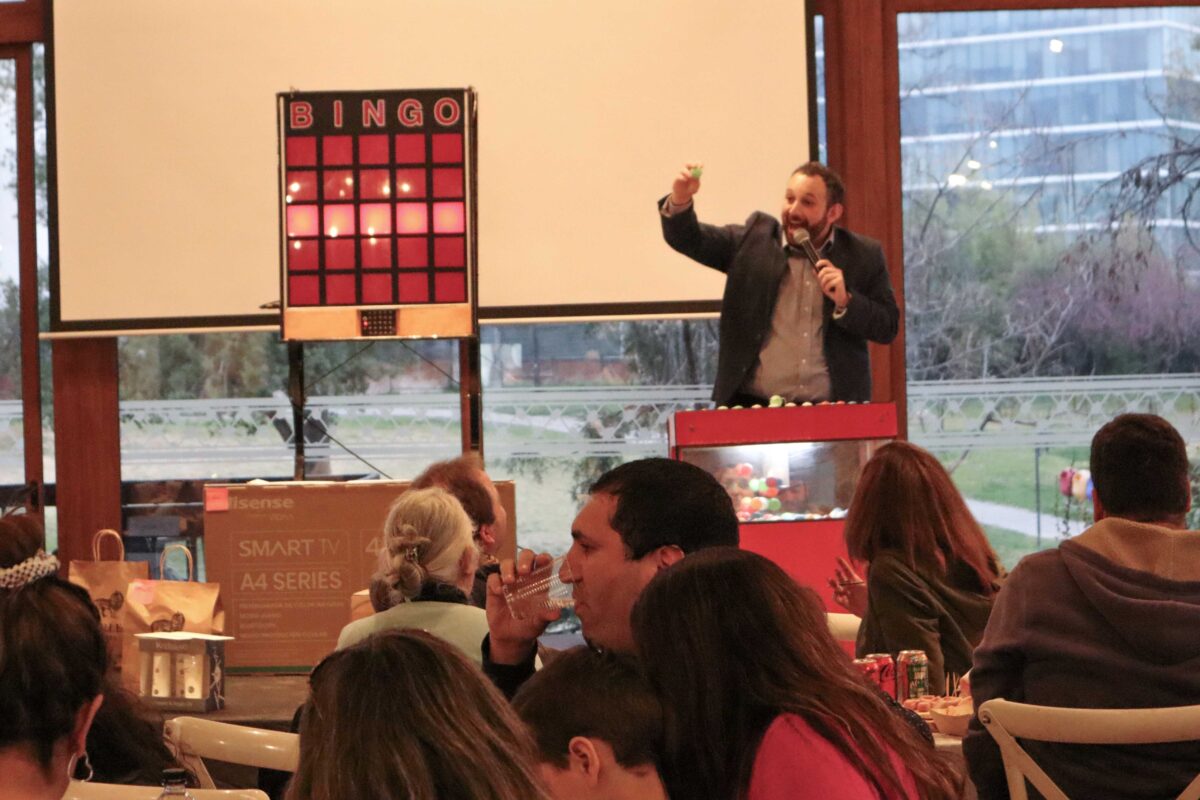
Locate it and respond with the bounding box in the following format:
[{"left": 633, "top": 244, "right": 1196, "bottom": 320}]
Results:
[{"left": 278, "top": 89, "right": 475, "bottom": 339}]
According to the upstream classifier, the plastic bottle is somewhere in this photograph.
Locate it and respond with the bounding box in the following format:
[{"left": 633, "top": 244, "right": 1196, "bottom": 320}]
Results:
[{"left": 156, "top": 767, "right": 194, "bottom": 799}]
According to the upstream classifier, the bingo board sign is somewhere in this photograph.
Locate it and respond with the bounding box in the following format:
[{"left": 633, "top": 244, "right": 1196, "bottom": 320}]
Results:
[{"left": 278, "top": 89, "right": 476, "bottom": 341}]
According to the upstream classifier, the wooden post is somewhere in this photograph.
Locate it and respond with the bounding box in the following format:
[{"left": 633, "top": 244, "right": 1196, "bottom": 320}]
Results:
[{"left": 52, "top": 338, "right": 122, "bottom": 569}]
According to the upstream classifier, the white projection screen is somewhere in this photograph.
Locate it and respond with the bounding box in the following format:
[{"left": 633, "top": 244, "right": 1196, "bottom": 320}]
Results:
[{"left": 48, "top": 0, "right": 812, "bottom": 333}]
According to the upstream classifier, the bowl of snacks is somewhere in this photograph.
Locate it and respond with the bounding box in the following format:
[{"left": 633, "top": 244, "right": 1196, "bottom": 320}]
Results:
[
  {"left": 929, "top": 698, "right": 973, "bottom": 737},
  {"left": 902, "top": 694, "right": 973, "bottom": 736}
]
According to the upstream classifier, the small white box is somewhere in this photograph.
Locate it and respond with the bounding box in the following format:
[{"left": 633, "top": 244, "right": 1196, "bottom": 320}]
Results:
[{"left": 136, "top": 632, "right": 234, "bottom": 712}]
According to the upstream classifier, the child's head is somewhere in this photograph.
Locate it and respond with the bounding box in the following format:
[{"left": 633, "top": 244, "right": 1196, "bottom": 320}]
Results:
[{"left": 513, "top": 647, "right": 666, "bottom": 800}]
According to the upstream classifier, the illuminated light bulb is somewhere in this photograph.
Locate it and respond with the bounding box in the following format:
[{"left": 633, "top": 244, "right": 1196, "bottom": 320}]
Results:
[
  {"left": 1048, "top": 38, "right": 1064, "bottom": 53},
  {"left": 329, "top": 226, "right": 339, "bottom": 237},
  {"left": 285, "top": 194, "right": 293, "bottom": 203},
  {"left": 345, "top": 176, "right": 354, "bottom": 185},
  {"left": 383, "top": 184, "right": 391, "bottom": 195},
  {"left": 339, "top": 190, "right": 346, "bottom": 198},
  {"left": 290, "top": 182, "right": 301, "bottom": 191},
  {"left": 989, "top": 140, "right": 999, "bottom": 149},
  {"left": 966, "top": 159, "right": 981, "bottom": 170},
  {"left": 367, "top": 227, "right": 375, "bottom": 236},
  {"left": 293, "top": 241, "right": 301, "bottom": 250},
  {"left": 401, "top": 182, "right": 411, "bottom": 193},
  {"left": 981, "top": 180, "right": 994, "bottom": 191},
  {"left": 947, "top": 173, "right": 967, "bottom": 188},
  {"left": 369, "top": 236, "right": 377, "bottom": 245}
]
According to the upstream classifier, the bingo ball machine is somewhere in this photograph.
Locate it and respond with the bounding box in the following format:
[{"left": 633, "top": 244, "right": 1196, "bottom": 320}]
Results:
[{"left": 669, "top": 402, "right": 897, "bottom": 610}]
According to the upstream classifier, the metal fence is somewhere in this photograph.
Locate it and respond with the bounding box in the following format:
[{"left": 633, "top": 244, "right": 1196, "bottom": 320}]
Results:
[{"left": 2, "top": 374, "right": 1198, "bottom": 483}]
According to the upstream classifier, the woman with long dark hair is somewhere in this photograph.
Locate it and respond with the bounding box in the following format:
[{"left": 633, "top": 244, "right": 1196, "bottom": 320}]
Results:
[
  {"left": 0, "top": 515, "right": 184, "bottom": 790},
  {"left": 288, "top": 629, "right": 552, "bottom": 800},
  {"left": 633, "top": 548, "right": 961, "bottom": 800},
  {"left": 832, "top": 441, "right": 1004, "bottom": 690},
  {"left": 0, "top": 519, "right": 108, "bottom": 800}
]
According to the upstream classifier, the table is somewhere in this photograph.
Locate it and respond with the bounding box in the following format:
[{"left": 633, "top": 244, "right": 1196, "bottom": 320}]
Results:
[{"left": 208, "top": 674, "right": 309, "bottom": 730}]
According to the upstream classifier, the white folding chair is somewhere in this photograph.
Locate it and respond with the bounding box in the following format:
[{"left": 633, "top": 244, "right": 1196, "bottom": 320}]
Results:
[
  {"left": 63, "top": 783, "right": 267, "bottom": 799},
  {"left": 163, "top": 716, "right": 299, "bottom": 789},
  {"left": 978, "top": 698, "right": 1200, "bottom": 800}
]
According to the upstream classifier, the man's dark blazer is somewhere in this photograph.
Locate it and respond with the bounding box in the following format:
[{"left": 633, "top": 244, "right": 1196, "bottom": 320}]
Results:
[{"left": 659, "top": 198, "right": 899, "bottom": 405}]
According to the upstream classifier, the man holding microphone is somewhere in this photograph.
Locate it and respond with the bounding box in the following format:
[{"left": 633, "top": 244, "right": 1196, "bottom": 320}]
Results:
[{"left": 659, "top": 162, "right": 899, "bottom": 407}]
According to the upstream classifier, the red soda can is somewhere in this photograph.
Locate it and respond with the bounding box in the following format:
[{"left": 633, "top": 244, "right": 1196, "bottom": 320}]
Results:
[
  {"left": 851, "top": 657, "right": 879, "bottom": 685},
  {"left": 865, "top": 653, "right": 896, "bottom": 699},
  {"left": 897, "top": 650, "right": 930, "bottom": 700}
]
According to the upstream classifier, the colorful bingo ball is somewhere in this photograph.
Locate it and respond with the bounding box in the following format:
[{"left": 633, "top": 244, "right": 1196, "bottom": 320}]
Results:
[
  {"left": 768, "top": 498, "right": 782, "bottom": 512},
  {"left": 690, "top": 166, "right": 703, "bottom": 179},
  {"left": 764, "top": 487, "right": 779, "bottom": 498},
  {"left": 768, "top": 394, "right": 785, "bottom": 408},
  {"left": 765, "top": 477, "right": 781, "bottom": 488}
]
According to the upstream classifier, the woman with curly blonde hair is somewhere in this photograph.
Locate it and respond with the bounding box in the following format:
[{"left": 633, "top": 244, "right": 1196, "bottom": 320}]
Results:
[{"left": 336, "top": 486, "right": 488, "bottom": 662}]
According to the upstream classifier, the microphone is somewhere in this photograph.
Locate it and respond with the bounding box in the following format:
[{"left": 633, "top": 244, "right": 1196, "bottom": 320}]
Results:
[{"left": 793, "top": 228, "right": 821, "bottom": 265}]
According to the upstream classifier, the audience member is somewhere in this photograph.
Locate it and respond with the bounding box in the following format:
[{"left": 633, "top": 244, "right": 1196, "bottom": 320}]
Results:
[
  {"left": 513, "top": 647, "right": 667, "bottom": 800},
  {"left": 1, "top": 522, "right": 107, "bottom": 800},
  {"left": 0, "top": 515, "right": 181, "bottom": 790},
  {"left": 831, "top": 440, "right": 1004, "bottom": 690},
  {"left": 412, "top": 452, "right": 510, "bottom": 607},
  {"left": 964, "top": 413, "right": 1200, "bottom": 799},
  {"left": 338, "top": 487, "right": 488, "bottom": 663},
  {"left": 633, "top": 548, "right": 961, "bottom": 800},
  {"left": 287, "top": 629, "right": 551, "bottom": 800},
  {"left": 484, "top": 457, "right": 740, "bottom": 696}
]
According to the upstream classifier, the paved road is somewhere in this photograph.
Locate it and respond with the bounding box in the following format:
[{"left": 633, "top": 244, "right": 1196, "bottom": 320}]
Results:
[{"left": 966, "top": 498, "right": 1089, "bottom": 539}]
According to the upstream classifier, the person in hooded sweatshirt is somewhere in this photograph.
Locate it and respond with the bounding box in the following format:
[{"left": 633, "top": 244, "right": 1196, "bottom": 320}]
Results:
[{"left": 963, "top": 413, "right": 1200, "bottom": 799}]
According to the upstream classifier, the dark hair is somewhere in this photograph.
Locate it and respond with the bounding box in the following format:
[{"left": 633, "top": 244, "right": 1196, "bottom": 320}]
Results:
[
  {"left": 631, "top": 548, "right": 960, "bottom": 800},
  {"left": 0, "top": 517, "right": 186, "bottom": 786},
  {"left": 589, "top": 458, "right": 739, "bottom": 559},
  {"left": 513, "top": 647, "right": 663, "bottom": 771},
  {"left": 1090, "top": 413, "right": 1191, "bottom": 521},
  {"left": 0, "top": 574, "right": 108, "bottom": 770},
  {"left": 843, "top": 441, "right": 1002, "bottom": 596},
  {"left": 86, "top": 679, "right": 182, "bottom": 785},
  {"left": 288, "top": 629, "right": 550, "bottom": 800},
  {"left": 412, "top": 453, "right": 495, "bottom": 532},
  {"left": 0, "top": 513, "right": 43, "bottom": 567},
  {"left": 792, "top": 161, "right": 846, "bottom": 207}
]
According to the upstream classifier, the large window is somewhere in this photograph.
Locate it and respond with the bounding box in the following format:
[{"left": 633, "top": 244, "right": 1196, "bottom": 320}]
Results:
[
  {"left": 0, "top": 57, "right": 21, "bottom": 492},
  {"left": 118, "top": 335, "right": 464, "bottom": 483},
  {"left": 899, "top": 7, "right": 1200, "bottom": 567},
  {"left": 480, "top": 319, "right": 717, "bottom": 555},
  {"left": 114, "top": 320, "right": 719, "bottom": 557},
  {"left": 0, "top": 45, "right": 51, "bottom": 544}
]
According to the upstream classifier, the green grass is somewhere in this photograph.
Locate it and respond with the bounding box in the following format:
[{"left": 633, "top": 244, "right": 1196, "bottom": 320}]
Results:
[
  {"left": 982, "top": 524, "right": 1054, "bottom": 571},
  {"left": 935, "top": 445, "right": 1091, "bottom": 512},
  {"left": 932, "top": 447, "right": 1094, "bottom": 569}
]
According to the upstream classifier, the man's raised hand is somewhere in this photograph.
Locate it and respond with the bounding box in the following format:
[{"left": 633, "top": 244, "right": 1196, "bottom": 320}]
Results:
[{"left": 670, "top": 163, "right": 703, "bottom": 206}]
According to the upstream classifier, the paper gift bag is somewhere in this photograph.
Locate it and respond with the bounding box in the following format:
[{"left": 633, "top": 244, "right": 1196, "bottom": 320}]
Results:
[
  {"left": 119, "top": 544, "right": 224, "bottom": 692},
  {"left": 68, "top": 529, "right": 150, "bottom": 673}
]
